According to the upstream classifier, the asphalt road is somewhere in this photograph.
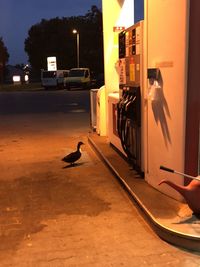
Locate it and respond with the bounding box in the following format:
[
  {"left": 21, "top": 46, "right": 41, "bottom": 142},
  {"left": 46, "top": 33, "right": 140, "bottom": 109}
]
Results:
[{"left": 0, "top": 89, "right": 90, "bottom": 115}]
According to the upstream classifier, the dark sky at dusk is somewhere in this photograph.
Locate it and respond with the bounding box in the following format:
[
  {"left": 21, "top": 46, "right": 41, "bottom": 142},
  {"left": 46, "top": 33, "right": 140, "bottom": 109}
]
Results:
[{"left": 0, "top": 0, "right": 102, "bottom": 65}]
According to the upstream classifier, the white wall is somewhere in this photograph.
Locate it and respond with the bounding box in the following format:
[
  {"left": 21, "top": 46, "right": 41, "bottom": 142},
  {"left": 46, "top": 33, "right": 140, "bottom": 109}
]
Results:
[
  {"left": 102, "top": 0, "right": 134, "bottom": 135},
  {"left": 102, "top": 0, "right": 134, "bottom": 94},
  {"left": 145, "top": 0, "right": 190, "bottom": 200}
]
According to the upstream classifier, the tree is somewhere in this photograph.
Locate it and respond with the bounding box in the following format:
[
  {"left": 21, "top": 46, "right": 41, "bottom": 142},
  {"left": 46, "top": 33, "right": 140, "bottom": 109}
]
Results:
[
  {"left": 0, "top": 37, "right": 9, "bottom": 83},
  {"left": 24, "top": 6, "right": 104, "bottom": 74},
  {"left": 15, "top": 63, "right": 25, "bottom": 70},
  {"left": 80, "top": 5, "right": 104, "bottom": 73}
]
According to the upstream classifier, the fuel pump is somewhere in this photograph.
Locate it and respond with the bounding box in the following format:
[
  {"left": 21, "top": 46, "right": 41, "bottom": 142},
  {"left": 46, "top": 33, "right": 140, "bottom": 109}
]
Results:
[
  {"left": 117, "top": 21, "right": 143, "bottom": 173},
  {"left": 117, "top": 86, "right": 141, "bottom": 170}
]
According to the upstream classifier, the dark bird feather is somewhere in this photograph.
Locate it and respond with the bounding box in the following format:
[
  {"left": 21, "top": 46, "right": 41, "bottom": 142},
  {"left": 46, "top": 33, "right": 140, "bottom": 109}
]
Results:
[{"left": 62, "top": 141, "right": 84, "bottom": 165}]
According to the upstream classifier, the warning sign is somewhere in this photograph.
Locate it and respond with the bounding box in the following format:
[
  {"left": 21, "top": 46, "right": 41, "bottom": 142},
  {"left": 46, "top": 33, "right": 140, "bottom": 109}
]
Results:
[
  {"left": 129, "top": 57, "right": 135, "bottom": 82},
  {"left": 119, "top": 59, "right": 126, "bottom": 85}
]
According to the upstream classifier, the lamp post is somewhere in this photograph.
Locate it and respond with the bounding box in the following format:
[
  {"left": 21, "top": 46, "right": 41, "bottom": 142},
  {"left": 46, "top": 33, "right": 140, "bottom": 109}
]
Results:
[{"left": 72, "top": 29, "right": 79, "bottom": 68}]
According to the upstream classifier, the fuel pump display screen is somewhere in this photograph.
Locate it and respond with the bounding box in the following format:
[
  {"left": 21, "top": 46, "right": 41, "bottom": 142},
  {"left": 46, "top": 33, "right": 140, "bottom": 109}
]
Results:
[
  {"left": 118, "top": 21, "right": 143, "bottom": 87},
  {"left": 119, "top": 31, "right": 126, "bottom": 59},
  {"left": 132, "top": 29, "right": 136, "bottom": 55}
]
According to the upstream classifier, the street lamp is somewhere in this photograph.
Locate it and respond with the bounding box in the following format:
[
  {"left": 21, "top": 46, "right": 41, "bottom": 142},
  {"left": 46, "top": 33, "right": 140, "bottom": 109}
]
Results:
[{"left": 72, "top": 29, "right": 79, "bottom": 68}]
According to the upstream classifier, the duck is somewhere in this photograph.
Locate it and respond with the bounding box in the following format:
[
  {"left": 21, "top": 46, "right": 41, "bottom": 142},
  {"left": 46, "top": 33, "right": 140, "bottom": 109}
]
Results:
[{"left": 62, "top": 141, "right": 84, "bottom": 166}]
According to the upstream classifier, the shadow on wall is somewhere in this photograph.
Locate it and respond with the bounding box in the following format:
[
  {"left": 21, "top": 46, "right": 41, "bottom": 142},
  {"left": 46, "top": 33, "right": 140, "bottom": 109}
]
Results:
[{"left": 148, "top": 71, "right": 171, "bottom": 147}]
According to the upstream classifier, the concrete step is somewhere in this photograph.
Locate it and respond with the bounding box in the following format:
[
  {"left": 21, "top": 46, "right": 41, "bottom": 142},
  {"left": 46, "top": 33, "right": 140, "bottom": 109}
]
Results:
[{"left": 88, "top": 132, "right": 200, "bottom": 252}]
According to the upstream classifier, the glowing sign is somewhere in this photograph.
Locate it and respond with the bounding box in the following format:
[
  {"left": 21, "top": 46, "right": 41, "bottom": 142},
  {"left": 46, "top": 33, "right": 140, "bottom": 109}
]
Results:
[
  {"left": 25, "top": 75, "right": 29, "bottom": 82},
  {"left": 47, "top": 56, "right": 57, "bottom": 71},
  {"left": 13, "top": 76, "right": 21, "bottom": 82},
  {"left": 113, "top": 26, "right": 125, "bottom": 32}
]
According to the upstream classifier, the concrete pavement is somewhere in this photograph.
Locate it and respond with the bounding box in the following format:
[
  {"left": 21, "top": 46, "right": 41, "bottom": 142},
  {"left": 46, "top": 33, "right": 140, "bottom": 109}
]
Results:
[{"left": 0, "top": 113, "right": 200, "bottom": 266}]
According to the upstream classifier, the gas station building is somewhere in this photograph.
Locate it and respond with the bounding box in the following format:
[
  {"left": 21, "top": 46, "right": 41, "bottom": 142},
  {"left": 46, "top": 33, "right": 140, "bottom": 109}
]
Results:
[{"left": 94, "top": 0, "right": 199, "bottom": 201}]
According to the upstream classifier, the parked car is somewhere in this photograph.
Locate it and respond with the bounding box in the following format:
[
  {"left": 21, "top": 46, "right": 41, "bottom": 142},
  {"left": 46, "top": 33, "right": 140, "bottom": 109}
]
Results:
[
  {"left": 41, "top": 70, "right": 69, "bottom": 89},
  {"left": 64, "top": 68, "right": 91, "bottom": 90}
]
